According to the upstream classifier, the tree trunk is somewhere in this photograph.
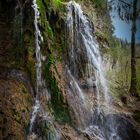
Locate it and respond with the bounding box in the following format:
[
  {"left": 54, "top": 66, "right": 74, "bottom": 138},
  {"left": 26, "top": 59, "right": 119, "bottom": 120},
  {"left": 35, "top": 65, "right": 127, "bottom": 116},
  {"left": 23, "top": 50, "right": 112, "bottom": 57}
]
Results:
[{"left": 129, "top": 0, "right": 138, "bottom": 96}]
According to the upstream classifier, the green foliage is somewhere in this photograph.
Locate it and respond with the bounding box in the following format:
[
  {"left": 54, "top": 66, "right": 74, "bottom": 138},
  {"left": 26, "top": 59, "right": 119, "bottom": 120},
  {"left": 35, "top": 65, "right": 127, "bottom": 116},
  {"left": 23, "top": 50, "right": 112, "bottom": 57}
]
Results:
[
  {"left": 107, "top": 41, "right": 131, "bottom": 98},
  {"left": 109, "top": 40, "right": 122, "bottom": 59},
  {"left": 91, "top": 0, "right": 107, "bottom": 10}
]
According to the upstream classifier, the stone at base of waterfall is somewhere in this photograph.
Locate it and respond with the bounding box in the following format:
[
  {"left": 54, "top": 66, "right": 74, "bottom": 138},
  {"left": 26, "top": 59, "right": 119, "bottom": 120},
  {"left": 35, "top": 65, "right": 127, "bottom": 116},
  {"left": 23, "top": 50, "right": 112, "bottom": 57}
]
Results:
[
  {"left": 27, "top": 133, "right": 38, "bottom": 140},
  {"left": 94, "top": 113, "right": 140, "bottom": 140},
  {"left": 57, "top": 124, "right": 95, "bottom": 140},
  {"left": 80, "top": 77, "right": 96, "bottom": 90},
  {"left": 80, "top": 81, "right": 96, "bottom": 89}
]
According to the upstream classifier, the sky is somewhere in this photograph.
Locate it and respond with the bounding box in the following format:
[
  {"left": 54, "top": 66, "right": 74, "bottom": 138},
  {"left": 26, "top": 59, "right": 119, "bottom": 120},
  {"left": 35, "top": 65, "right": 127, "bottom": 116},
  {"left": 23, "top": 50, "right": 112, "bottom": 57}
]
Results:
[{"left": 109, "top": 0, "right": 140, "bottom": 43}]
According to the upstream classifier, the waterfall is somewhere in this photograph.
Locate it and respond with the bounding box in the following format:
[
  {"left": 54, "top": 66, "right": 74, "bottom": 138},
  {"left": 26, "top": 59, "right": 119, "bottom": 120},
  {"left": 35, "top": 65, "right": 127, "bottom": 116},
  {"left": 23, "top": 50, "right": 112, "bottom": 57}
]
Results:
[
  {"left": 65, "top": 1, "right": 115, "bottom": 139},
  {"left": 29, "top": 0, "right": 49, "bottom": 136},
  {"left": 66, "top": 67, "right": 92, "bottom": 128},
  {"left": 65, "top": 1, "right": 140, "bottom": 140},
  {"left": 28, "top": 1, "right": 60, "bottom": 139},
  {"left": 66, "top": 1, "right": 110, "bottom": 109},
  {"left": 27, "top": 0, "right": 139, "bottom": 140},
  {"left": 66, "top": 0, "right": 111, "bottom": 120},
  {"left": 28, "top": 0, "right": 43, "bottom": 133},
  {"left": 33, "top": 0, "right": 43, "bottom": 95}
]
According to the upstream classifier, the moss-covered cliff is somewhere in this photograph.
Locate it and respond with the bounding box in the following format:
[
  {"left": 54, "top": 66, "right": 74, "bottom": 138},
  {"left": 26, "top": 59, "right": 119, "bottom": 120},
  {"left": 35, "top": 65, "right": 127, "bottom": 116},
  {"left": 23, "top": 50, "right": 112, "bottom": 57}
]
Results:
[
  {"left": 0, "top": 0, "right": 140, "bottom": 139},
  {"left": 0, "top": 0, "right": 34, "bottom": 139}
]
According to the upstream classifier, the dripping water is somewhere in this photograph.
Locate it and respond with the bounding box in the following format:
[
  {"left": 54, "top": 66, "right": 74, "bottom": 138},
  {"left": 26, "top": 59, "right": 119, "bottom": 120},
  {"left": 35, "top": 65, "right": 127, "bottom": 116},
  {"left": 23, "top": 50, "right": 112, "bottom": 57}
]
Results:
[{"left": 28, "top": 0, "right": 43, "bottom": 134}]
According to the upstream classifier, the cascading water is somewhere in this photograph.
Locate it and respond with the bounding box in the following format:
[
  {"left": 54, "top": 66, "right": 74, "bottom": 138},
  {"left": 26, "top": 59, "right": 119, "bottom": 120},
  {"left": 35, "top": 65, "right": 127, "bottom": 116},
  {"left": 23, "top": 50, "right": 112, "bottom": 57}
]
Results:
[
  {"left": 65, "top": 1, "right": 119, "bottom": 140},
  {"left": 28, "top": 1, "right": 59, "bottom": 139},
  {"left": 66, "top": 1, "right": 110, "bottom": 110},
  {"left": 27, "top": 1, "right": 140, "bottom": 140},
  {"left": 29, "top": 0, "right": 43, "bottom": 133},
  {"left": 66, "top": 67, "right": 92, "bottom": 128}
]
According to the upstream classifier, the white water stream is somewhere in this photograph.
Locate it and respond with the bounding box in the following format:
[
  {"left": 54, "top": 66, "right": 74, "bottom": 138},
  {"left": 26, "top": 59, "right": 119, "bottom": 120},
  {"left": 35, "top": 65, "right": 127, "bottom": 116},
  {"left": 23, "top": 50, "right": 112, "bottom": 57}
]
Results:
[
  {"left": 66, "top": 1, "right": 110, "bottom": 110},
  {"left": 65, "top": 1, "right": 119, "bottom": 140},
  {"left": 28, "top": 0, "right": 44, "bottom": 134},
  {"left": 28, "top": 1, "right": 60, "bottom": 139}
]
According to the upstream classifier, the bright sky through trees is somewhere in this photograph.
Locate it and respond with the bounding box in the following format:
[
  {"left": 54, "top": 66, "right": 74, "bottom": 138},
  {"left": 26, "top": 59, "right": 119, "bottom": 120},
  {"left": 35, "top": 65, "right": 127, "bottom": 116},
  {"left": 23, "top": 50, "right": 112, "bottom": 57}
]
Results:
[{"left": 109, "top": 0, "right": 140, "bottom": 43}]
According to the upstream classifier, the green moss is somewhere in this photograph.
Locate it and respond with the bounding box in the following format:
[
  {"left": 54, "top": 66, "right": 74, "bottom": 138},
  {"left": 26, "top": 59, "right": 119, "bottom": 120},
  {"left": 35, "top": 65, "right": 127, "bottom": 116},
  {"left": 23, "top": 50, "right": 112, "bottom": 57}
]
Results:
[
  {"left": 36, "top": 0, "right": 70, "bottom": 123},
  {"left": 133, "top": 110, "right": 140, "bottom": 123},
  {"left": 22, "top": 86, "right": 28, "bottom": 94},
  {"left": 43, "top": 56, "right": 71, "bottom": 123},
  {"left": 37, "top": 0, "right": 54, "bottom": 40},
  {"left": 11, "top": 108, "right": 22, "bottom": 124},
  {"left": 46, "top": 0, "right": 63, "bottom": 10},
  {"left": 54, "top": 0, "right": 62, "bottom": 8},
  {"left": 28, "top": 35, "right": 34, "bottom": 50},
  {"left": 47, "top": 26, "right": 54, "bottom": 38},
  {"left": 39, "top": 121, "right": 57, "bottom": 140},
  {"left": 37, "top": 0, "right": 46, "bottom": 23},
  {"left": 90, "top": 0, "right": 107, "bottom": 11},
  {"left": 50, "top": 78, "right": 71, "bottom": 123},
  {"left": 25, "top": 123, "right": 30, "bottom": 135},
  {"left": 12, "top": 14, "right": 23, "bottom": 67}
]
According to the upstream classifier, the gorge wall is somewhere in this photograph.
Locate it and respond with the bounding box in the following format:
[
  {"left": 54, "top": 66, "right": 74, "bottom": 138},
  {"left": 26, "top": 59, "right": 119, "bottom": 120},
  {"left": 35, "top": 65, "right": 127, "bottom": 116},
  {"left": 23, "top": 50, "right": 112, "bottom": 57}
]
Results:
[{"left": 0, "top": 0, "right": 140, "bottom": 140}]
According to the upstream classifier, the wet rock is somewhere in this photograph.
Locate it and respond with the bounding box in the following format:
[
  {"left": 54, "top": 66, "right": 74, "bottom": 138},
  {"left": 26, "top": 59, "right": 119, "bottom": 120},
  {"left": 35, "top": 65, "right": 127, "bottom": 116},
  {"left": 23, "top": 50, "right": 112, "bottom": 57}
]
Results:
[
  {"left": 104, "top": 114, "right": 140, "bottom": 140},
  {"left": 80, "top": 77, "right": 96, "bottom": 90},
  {"left": 0, "top": 67, "right": 34, "bottom": 96},
  {"left": 0, "top": 68, "right": 33, "bottom": 140},
  {"left": 120, "top": 96, "right": 127, "bottom": 104},
  {"left": 84, "top": 111, "right": 140, "bottom": 140},
  {"left": 30, "top": 114, "right": 58, "bottom": 140}
]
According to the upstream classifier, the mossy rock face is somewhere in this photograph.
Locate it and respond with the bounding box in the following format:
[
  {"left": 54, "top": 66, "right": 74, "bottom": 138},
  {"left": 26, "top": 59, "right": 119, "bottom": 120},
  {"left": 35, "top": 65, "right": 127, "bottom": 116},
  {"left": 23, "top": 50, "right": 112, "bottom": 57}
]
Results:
[
  {"left": 34, "top": 0, "right": 71, "bottom": 124},
  {"left": 32, "top": 115, "right": 58, "bottom": 140},
  {"left": 0, "top": 69, "right": 33, "bottom": 140},
  {"left": 133, "top": 110, "right": 140, "bottom": 123},
  {"left": 43, "top": 61, "right": 71, "bottom": 124}
]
